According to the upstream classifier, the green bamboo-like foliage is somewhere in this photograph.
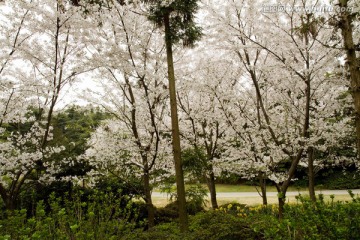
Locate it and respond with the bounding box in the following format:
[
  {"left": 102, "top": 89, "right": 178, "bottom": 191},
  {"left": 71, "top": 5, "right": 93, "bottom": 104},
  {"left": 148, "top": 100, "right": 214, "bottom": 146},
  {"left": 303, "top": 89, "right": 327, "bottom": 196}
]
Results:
[{"left": 146, "top": 0, "right": 202, "bottom": 46}]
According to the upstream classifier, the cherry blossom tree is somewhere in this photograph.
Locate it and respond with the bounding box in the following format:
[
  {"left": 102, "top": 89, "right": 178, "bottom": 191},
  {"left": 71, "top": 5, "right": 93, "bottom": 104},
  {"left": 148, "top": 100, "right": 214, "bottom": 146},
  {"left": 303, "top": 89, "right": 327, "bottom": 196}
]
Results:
[
  {"left": 0, "top": 0, "right": 91, "bottom": 209},
  {"left": 66, "top": 0, "right": 200, "bottom": 230},
  {"left": 206, "top": 0, "right": 355, "bottom": 215},
  {"left": 82, "top": 2, "right": 171, "bottom": 227},
  {"left": 177, "top": 55, "right": 237, "bottom": 209}
]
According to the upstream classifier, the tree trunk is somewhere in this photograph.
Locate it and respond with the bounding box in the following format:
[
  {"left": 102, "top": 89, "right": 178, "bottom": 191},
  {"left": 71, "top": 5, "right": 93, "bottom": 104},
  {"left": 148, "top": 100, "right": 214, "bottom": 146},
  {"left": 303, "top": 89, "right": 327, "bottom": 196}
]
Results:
[
  {"left": 206, "top": 170, "right": 218, "bottom": 209},
  {"left": 5, "top": 196, "right": 14, "bottom": 211},
  {"left": 1, "top": 193, "right": 15, "bottom": 211},
  {"left": 278, "top": 194, "right": 285, "bottom": 219},
  {"left": 0, "top": 178, "right": 26, "bottom": 211},
  {"left": 164, "top": 13, "right": 188, "bottom": 232},
  {"left": 275, "top": 183, "right": 288, "bottom": 219},
  {"left": 143, "top": 167, "right": 155, "bottom": 228},
  {"left": 338, "top": 0, "right": 360, "bottom": 158},
  {"left": 308, "top": 147, "right": 316, "bottom": 202},
  {"left": 259, "top": 174, "right": 267, "bottom": 205}
]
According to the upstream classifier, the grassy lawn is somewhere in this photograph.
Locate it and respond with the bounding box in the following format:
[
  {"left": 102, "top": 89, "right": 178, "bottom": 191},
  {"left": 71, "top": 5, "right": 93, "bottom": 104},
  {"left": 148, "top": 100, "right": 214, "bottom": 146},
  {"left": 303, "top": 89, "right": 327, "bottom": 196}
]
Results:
[
  {"left": 153, "top": 192, "right": 355, "bottom": 208},
  {"left": 152, "top": 184, "right": 355, "bottom": 208},
  {"left": 212, "top": 184, "right": 309, "bottom": 192},
  {"left": 213, "top": 194, "right": 354, "bottom": 207},
  {"left": 155, "top": 183, "right": 308, "bottom": 193}
]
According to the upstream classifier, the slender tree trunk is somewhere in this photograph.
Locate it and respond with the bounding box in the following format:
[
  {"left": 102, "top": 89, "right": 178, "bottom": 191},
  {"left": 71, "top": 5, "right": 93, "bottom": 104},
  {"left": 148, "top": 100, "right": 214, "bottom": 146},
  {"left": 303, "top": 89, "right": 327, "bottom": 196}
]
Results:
[
  {"left": 0, "top": 185, "right": 9, "bottom": 210},
  {"left": 143, "top": 166, "right": 155, "bottom": 228},
  {"left": 338, "top": 0, "right": 360, "bottom": 159},
  {"left": 278, "top": 194, "right": 285, "bottom": 219},
  {"left": 301, "top": 15, "right": 317, "bottom": 202},
  {"left": 308, "top": 147, "right": 316, "bottom": 202},
  {"left": 206, "top": 170, "right": 218, "bottom": 209},
  {"left": 275, "top": 153, "right": 303, "bottom": 219},
  {"left": 4, "top": 196, "right": 14, "bottom": 211},
  {"left": 259, "top": 174, "right": 267, "bottom": 205},
  {"left": 275, "top": 184, "right": 286, "bottom": 219},
  {"left": 164, "top": 13, "right": 188, "bottom": 232},
  {"left": 1, "top": 192, "right": 15, "bottom": 211}
]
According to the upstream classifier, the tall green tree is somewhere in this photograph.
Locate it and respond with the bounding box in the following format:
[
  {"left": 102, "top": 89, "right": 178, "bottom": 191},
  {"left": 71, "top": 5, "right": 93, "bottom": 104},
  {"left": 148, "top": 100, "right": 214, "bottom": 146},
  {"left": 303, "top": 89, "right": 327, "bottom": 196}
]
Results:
[
  {"left": 49, "top": 105, "right": 108, "bottom": 179},
  {"left": 336, "top": 0, "right": 360, "bottom": 159},
  {"left": 144, "top": 0, "right": 202, "bottom": 232}
]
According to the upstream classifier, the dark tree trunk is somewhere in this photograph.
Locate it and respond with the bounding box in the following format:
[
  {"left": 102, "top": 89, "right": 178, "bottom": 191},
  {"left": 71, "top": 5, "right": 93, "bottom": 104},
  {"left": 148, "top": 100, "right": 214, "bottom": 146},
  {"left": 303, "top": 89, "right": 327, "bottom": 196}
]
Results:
[
  {"left": 143, "top": 167, "right": 155, "bottom": 228},
  {"left": 308, "top": 147, "right": 316, "bottom": 202},
  {"left": 275, "top": 183, "right": 287, "bottom": 219},
  {"left": 5, "top": 197, "right": 14, "bottom": 211},
  {"left": 278, "top": 194, "right": 286, "bottom": 219},
  {"left": 259, "top": 174, "right": 267, "bottom": 205},
  {"left": 1, "top": 193, "right": 15, "bottom": 211},
  {"left": 164, "top": 13, "right": 188, "bottom": 232},
  {"left": 338, "top": 0, "right": 360, "bottom": 158},
  {"left": 206, "top": 170, "right": 218, "bottom": 209}
]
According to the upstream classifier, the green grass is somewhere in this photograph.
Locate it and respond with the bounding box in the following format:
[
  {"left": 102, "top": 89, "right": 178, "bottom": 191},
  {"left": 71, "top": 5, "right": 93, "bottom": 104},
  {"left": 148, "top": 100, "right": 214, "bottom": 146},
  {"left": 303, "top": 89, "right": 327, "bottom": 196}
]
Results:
[
  {"left": 154, "top": 184, "right": 308, "bottom": 193},
  {"left": 152, "top": 184, "right": 348, "bottom": 207},
  {"left": 222, "top": 184, "right": 328, "bottom": 192},
  {"left": 214, "top": 184, "right": 259, "bottom": 192},
  {"left": 152, "top": 192, "right": 356, "bottom": 208},
  {"left": 214, "top": 184, "right": 311, "bottom": 192}
]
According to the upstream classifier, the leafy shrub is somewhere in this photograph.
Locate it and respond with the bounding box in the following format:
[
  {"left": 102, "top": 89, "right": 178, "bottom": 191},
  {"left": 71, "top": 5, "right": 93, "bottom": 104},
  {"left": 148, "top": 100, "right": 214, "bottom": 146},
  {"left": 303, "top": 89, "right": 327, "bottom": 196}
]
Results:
[
  {"left": 0, "top": 191, "right": 141, "bottom": 239},
  {"left": 185, "top": 184, "right": 208, "bottom": 214},
  {"left": 122, "top": 222, "right": 182, "bottom": 240},
  {"left": 154, "top": 202, "right": 179, "bottom": 224},
  {"left": 188, "top": 211, "right": 264, "bottom": 240},
  {"left": 3, "top": 191, "right": 359, "bottom": 240},
  {"left": 154, "top": 184, "right": 207, "bottom": 224},
  {"left": 16, "top": 176, "right": 144, "bottom": 218},
  {"left": 124, "top": 211, "right": 264, "bottom": 240},
  {"left": 154, "top": 197, "right": 205, "bottom": 225},
  {"left": 279, "top": 193, "right": 360, "bottom": 239},
  {"left": 319, "top": 170, "right": 360, "bottom": 189},
  {"left": 248, "top": 193, "right": 360, "bottom": 239}
]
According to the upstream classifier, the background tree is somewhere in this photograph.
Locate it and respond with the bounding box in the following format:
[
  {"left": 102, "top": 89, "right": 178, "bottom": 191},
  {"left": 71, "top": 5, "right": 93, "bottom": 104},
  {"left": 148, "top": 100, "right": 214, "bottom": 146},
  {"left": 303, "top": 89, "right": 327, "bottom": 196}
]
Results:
[
  {"left": 0, "top": 0, "right": 92, "bottom": 210},
  {"left": 49, "top": 105, "right": 108, "bottom": 180},
  {"left": 177, "top": 57, "right": 235, "bottom": 209},
  {"left": 206, "top": 0, "right": 354, "bottom": 215},
  {"left": 82, "top": 2, "right": 171, "bottom": 227}
]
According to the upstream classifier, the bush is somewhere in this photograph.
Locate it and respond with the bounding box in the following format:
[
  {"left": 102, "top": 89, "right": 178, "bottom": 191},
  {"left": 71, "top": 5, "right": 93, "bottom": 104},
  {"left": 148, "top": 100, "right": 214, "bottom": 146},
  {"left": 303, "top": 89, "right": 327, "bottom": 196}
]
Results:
[
  {"left": 154, "top": 202, "right": 179, "bottom": 224},
  {"left": 154, "top": 198, "right": 205, "bottom": 224},
  {"left": 280, "top": 193, "right": 360, "bottom": 239},
  {"left": 124, "top": 211, "right": 264, "bottom": 240},
  {"left": 154, "top": 184, "right": 207, "bottom": 224},
  {"left": 248, "top": 193, "right": 360, "bottom": 239},
  {"left": 318, "top": 169, "right": 360, "bottom": 189},
  {"left": 0, "top": 191, "right": 141, "bottom": 239},
  {"left": 16, "top": 176, "right": 144, "bottom": 218},
  {"left": 3, "top": 191, "right": 359, "bottom": 240},
  {"left": 122, "top": 222, "right": 182, "bottom": 240},
  {"left": 188, "top": 211, "right": 264, "bottom": 240}
]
